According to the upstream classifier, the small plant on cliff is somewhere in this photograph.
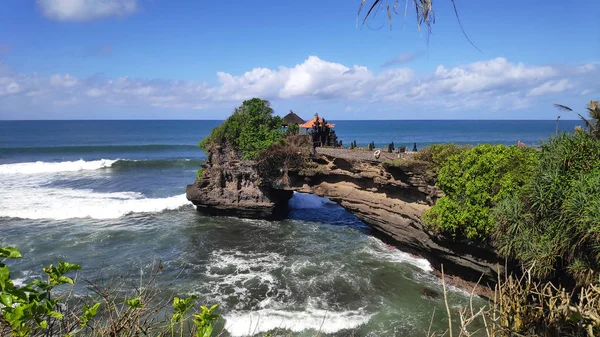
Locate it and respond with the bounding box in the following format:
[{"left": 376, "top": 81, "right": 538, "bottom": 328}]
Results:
[
  {"left": 424, "top": 144, "right": 538, "bottom": 240},
  {"left": 257, "top": 133, "right": 312, "bottom": 184},
  {"left": 196, "top": 167, "right": 204, "bottom": 180},
  {"left": 198, "top": 98, "right": 284, "bottom": 160}
]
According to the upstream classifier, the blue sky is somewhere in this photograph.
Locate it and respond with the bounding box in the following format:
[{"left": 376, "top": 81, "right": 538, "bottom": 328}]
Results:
[{"left": 0, "top": 0, "right": 598, "bottom": 120}]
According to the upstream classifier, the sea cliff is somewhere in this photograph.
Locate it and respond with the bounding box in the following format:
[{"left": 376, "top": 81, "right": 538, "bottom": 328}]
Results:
[{"left": 187, "top": 146, "right": 503, "bottom": 289}]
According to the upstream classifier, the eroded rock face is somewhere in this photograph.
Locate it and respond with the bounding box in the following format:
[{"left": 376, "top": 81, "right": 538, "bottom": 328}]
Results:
[
  {"left": 186, "top": 145, "right": 293, "bottom": 219},
  {"left": 187, "top": 147, "right": 504, "bottom": 286},
  {"left": 282, "top": 154, "right": 504, "bottom": 286}
]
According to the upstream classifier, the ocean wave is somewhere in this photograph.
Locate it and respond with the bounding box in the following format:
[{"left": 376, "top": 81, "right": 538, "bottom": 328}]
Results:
[
  {"left": 111, "top": 159, "right": 202, "bottom": 170},
  {"left": 0, "top": 159, "right": 118, "bottom": 174},
  {"left": 0, "top": 158, "right": 202, "bottom": 174},
  {"left": 365, "top": 237, "right": 433, "bottom": 272},
  {"left": 0, "top": 144, "right": 199, "bottom": 155},
  {"left": 224, "top": 307, "right": 372, "bottom": 336},
  {"left": 0, "top": 188, "right": 190, "bottom": 220}
]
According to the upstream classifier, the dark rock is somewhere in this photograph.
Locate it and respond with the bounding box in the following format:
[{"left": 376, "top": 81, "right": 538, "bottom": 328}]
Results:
[
  {"left": 186, "top": 144, "right": 293, "bottom": 220},
  {"left": 421, "top": 287, "right": 441, "bottom": 300}
]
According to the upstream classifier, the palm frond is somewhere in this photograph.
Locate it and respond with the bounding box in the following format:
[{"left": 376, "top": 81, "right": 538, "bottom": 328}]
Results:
[
  {"left": 450, "top": 0, "right": 483, "bottom": 53},
  {"left": 553, "top": 104, "right": 573, "bottom": 112},
  {"left": 578, "top": 113, "right": 594, "bottom": 130}
]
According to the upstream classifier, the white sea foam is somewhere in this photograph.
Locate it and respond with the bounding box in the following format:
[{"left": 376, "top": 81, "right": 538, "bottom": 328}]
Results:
[
  {"left": 200, "top": 250, "right": 287, "bottom": 309},
  {"left": 0, "top": 159, "right": 118, "bottom": 174},
  {"left": 224, "top": 307, "right": 372, "bottom": 336},
  {"left": 365, "top": 237, "right": 433, "bottom": 272},
  {"left": 0, "top": 187, "right": 190, "bottom": 220},
  {"left": 288, "top": 192, "right": 335, "bottom": 209}
]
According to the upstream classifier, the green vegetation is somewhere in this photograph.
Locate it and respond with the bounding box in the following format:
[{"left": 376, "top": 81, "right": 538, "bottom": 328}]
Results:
[
  {"left": 285, "top": 123, "right": 300, "bottom": 136},
  {"left": 0, "top": 246, "right": 82, "bottom": 336},
  {"left": 0, "top": 246, "right": 219, "bottom": 337},
  {"left": 412, "top": 143, "right": 470, "bottom": 170},
  {"left": 493, "top": 130, "right": 600, "bottom": 283},
  {"left": 424, "top": 144, "right": 538, "bottom": 240},
  {"left": 198, "top": 98, "right": 284, "bottom": 160},
  {"left": 422, "top": 100, "right": 600, "bottom": 284},
  {"left": 196, "top": 167, "right": 204, "bottom": 180}
]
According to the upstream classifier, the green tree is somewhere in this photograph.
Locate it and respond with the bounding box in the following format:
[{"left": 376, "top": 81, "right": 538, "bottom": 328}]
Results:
[
  {"left": 493, "top": 131, "right": 600, "bottom": 283},
  {"left": 424, "top": 144, "right": 538, "bottom": 240},
  {"left": 199, "top": 98, "right": 284, "bottom": 160}
]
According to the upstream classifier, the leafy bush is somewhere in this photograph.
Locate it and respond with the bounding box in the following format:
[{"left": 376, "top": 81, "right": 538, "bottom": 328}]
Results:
[
  {"left": 199, "top": 98, "right": 284, "bottom": 160},
  {"left": 493, "top": 131, "right": 600, "bottom": 283},
  {"left": 0, "top": 246, "right": 220, "bottom": 337},
  {"left": 413, "top": 143, "right": 470, "bottom": 169},
  {"left": 424, "top": 144, "right": 539, "bottom": 240},
  {"left": 196, "top": 167, "right": 204, "bottom": 180}
]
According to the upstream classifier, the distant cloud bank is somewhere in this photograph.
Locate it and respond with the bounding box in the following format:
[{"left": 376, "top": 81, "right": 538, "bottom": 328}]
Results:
[
  {"left": 0, "top": 56, "right": 598, "bottom": 118},
  {"left": 37, "top": 0, "right": 137, "bottom": 22}
]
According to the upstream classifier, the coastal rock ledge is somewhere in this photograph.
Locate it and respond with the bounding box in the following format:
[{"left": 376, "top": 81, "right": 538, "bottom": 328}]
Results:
[{"left": 187, "top": 147, "right": 504, "bottom": 287}]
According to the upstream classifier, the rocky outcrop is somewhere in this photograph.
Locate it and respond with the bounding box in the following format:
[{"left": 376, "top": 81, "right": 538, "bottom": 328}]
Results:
[
  {"left": 186, "top": 144, "right": 293, "bottom": 219},
  {"left": 283, "top": 154, "right": 504, "bottom": 286},
  {"left": 187, "top": 148, "right": 504, "bottom": 286}
]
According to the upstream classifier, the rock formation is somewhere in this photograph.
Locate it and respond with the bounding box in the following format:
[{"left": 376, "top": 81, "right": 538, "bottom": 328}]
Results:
[
  {"left": 187, "top": 148, "right": 504, "bottom": 286},
  {"left": 186, "top": 144, "right": 293, "bottom": 219}
]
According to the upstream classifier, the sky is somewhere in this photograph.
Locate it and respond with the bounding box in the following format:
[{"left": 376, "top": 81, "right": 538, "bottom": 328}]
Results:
[{"left": 0, "top": 0, "right": 599, "bottom": 120}]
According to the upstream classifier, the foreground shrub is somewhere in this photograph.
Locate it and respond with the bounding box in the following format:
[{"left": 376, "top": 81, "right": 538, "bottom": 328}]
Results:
[
  {"left": 198, "top": 98, "right": 284, "bottom": 160},
  {"left": 424, "top": 144, "right": 538, "bottom": 240},
  {"left": 0, "top": 246, "right": 220, "bottom": 337},
  {"left": 435, "top": 268, "right": 600, "bottom": 337},
  {"left": 493, "top": 131, "right": 600, "bottom": 283}
]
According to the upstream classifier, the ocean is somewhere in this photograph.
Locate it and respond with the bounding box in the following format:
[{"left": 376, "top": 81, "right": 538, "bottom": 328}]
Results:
[{"left": 0, "top": 120, "right": 582, "bottom": 336}]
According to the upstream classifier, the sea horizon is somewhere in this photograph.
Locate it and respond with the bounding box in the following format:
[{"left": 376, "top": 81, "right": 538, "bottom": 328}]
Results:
[{"left": 0, "top": 118, "right": 582, "bottom": 121}]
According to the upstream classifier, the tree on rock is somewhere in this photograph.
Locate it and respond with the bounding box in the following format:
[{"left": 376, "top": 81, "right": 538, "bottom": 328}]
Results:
[{"left": 199, "top": 98, "right": 284, "bottom": 160}]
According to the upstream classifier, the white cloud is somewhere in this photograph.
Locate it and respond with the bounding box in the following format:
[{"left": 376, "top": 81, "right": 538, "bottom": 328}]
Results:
[
  {"left": 37, "top": 0, "right": 137, "bottom": 22},
  {"left": 0, "top": 56, "right": 596, "bottom": 118},
  {"left": 49, "top": 74, "right": 79, "bottom": 88},
  {"left": 528, "top": 79, "right": 572, "bottom": 96}
]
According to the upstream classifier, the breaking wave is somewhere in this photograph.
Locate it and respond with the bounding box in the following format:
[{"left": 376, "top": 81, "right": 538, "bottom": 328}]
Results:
[
  {"left": 0, "top": 189, "right": 190, "bottom": 220},
  {"left": 0, "top": 158, "right": 202, "bottom": 174},
  {"left": 0, "top": 159, "right": 119, "bottom": 174},
  {"left": 224, "top": 307, "right": 372, "bottom": 336}
]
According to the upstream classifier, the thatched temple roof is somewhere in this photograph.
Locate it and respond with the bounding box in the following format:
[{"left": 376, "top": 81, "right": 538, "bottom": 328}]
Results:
[{"left": 281, "top": 111, "right": 305, "bottom": 126}]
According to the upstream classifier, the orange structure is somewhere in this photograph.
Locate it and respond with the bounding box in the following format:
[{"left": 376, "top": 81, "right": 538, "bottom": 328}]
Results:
[{"left": 299, "top": 114, "right": 335, "bottom": 129}]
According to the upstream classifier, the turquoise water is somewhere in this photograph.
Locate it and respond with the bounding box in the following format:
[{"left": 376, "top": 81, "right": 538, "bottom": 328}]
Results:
[{"left": 0, "top": 120, "right": 580, "bottom": 336}]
